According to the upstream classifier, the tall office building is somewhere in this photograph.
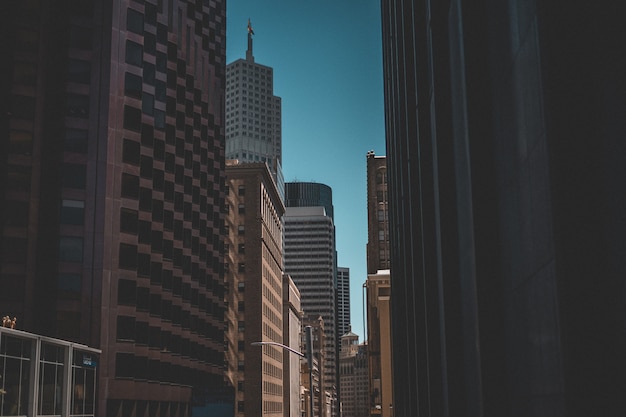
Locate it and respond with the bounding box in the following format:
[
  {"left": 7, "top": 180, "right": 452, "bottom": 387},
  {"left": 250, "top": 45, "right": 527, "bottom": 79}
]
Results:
[
  {"left": 225, "top": 21, "right": 283, "bottom": 192},
  {"left": 285, "top": 182, "right": 334, "bottom": 220},
  {"left": 381, "top": 1, "right": 626, "bottom": 416},
  {"left": 224, "top": 161, "right": 285, "bottom": 417},
  {"left": 364, "top": 151, "right": 393, "bottom": 417},
  {"left": 284, "top": 205, "right": 337, "bottom": 416},
  {"left": 0, "top": 1, "right": 227, "bottom": 416},
  {"left": 337, "top": 267, "right": 350, "bottom": 337}
]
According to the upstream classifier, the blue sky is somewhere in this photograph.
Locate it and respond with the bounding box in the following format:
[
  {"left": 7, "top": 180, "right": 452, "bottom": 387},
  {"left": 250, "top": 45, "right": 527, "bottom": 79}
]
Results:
[{"left": 226, "top": 0, "right": 386, "bottom": 341}]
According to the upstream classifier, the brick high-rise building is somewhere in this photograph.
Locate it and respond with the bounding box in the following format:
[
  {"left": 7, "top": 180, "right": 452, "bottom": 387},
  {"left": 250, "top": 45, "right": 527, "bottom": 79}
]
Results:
[
  {"left": 0, "top": 1, "right": 227, "bottom": 416},
  {"left": 224, "top": 161, "right": 285, "bottom": 417},
  {"left": 366, "top": 152, "right": 389, "bottom": 274}
]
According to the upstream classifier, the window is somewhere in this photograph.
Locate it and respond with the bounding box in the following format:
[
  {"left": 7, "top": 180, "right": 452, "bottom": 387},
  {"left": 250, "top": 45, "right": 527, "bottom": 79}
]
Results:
[
  {"left": 119, "top": 243, "right": 137, "bottom": 269},
  {"left": 61, "top": 199, "right": 85, "bottom": 225},
  {"left": 124, "top": 72, "right": 142, "bottom": 98},
  {"left": 120, "top": 208, "right": 138, "bottom": 233},
  {"left": 62, "top": 163, "right": 86, "bottom": 189},
  {"left": 117, "top": 315, "right": 136, "bottom": 341},
  {"left": 238, "top": 185, "right": 245, "bottom": 196},
  {"left": 123, "top": 105, "right": 141, "bottom": 131},
  {"left": 125, "top": 40, "right": 143, "bottom": 67},
  {"left": 378, "top": 230, "right": 385, "bottom": 241},
  {"left": 67, "top": 59, "right": 91, "bottom": 84},
  {"left": 64, "top": 129, "right": 88, "bottom": 153},
  {"left": 121, "top": 173, "right": 140, "bottom": 198},
  {"left": 238, "top": 263, "right": 245, "bottom": 273},
  {"left": 238, "top": 225, "right": 245, "bottom": 235},
  {"left": 127, "top": 8, "right": 143, "bottom": 34},
  {"left": 58, "top": 273, "right": 81, "bottom": 293},
  {"left": 238, "top": 243, "right": 245, "bottom": 254},
  {"left": 66, "top": 94, "right": 89, "bottom": 118},
  {"left": 59, "top": 237, "right": 83, "bottom": 262},
  {"left": 238, "top": 203, "right": 245, "bottom": 214},
  {"left": 122, "top": 139, "right": 140, "bottom": 165}
]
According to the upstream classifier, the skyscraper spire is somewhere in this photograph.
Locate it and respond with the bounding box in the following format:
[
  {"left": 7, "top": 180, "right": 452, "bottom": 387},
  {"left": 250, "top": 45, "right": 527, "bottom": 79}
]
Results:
[{"left": 246, "top": 18, "right": 254, "bottom": 62}]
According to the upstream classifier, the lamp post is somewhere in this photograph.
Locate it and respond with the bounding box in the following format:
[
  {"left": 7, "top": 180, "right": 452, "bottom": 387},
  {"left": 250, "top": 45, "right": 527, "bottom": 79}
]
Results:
[{"left": 252, "top": 325, "right": 315, "bottom": 417}]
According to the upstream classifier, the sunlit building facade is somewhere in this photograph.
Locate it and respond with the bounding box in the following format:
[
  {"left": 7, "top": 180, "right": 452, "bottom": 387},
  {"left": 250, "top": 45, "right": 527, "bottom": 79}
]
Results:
[
  {"left": 284, "top": 205, "right": 337, "bottom": 413},
  {"left": 225, "top": 23, "right": 283, "bottom": 196},
  {"left": 225, "top": 161, "right": 285, "bottom": 417}
]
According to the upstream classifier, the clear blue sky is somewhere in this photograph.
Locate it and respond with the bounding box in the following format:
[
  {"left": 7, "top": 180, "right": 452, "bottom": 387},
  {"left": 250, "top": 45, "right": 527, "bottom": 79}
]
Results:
[{"left": 226, "top": 0, "right": 386, "bottom": 341}]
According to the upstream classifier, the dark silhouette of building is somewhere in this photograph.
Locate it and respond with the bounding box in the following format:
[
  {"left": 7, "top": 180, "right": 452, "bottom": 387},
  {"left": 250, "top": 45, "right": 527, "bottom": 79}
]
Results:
[
  {"left": 381, "top": 1, "right": 626, "bottom": 416},
  {"left": 0, "top": 1, "right": 228, "bottom": 416}
]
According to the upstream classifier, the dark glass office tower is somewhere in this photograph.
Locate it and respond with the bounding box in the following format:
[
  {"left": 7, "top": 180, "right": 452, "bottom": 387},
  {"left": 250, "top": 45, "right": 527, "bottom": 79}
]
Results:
[
  {"left": 0, "top": 1, "right": 227, "bottom": 416},
  {"left": 381, "top": 1, "right": 626, "bottom": 417}
]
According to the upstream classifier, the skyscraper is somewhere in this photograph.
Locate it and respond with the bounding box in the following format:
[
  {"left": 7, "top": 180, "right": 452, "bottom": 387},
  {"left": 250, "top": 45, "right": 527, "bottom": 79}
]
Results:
[
  {"left": 284, "top": 205, "right": 337, "bottom": 415},
  {"left": 225, "top": 21, "right": 283, "bottom": 190},
  {"left": 337, "top": 266, "right": 351, "bottom": 337},
  {"left": 0, "top": 1, "right": 227, "bottom": 416},
  {"left": 381, "top": 1, "right": 626, "bottom": 416}
]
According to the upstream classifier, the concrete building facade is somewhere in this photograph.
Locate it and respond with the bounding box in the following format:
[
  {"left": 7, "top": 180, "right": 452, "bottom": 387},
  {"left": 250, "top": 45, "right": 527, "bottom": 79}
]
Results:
[
  {"left": 0, "top": 1, "right": 227, "bottom": 416},
  {"left": 224, "top": 161, "right": 285, "bottom": 417},
  {"left": 284, "top": 206, "right": 337, "bottom": 412},
  {"left": 225, "top": 23, "right": 282, "bottom": 187}
]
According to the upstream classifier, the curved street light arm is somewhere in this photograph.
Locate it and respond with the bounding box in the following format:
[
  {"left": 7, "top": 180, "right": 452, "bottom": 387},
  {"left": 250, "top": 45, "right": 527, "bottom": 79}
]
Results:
[{"left": 250, "top": 341, "right": 306, "bottom": 358}]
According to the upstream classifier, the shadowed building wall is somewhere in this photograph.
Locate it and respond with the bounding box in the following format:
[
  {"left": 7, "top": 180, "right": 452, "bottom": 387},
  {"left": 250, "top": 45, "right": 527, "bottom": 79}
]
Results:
[
  {"left": 381, "top": 0, "right": 626, "bottom": 416},
  {"left": 0, "top": 1, "right": 228, "bottom": 416}
]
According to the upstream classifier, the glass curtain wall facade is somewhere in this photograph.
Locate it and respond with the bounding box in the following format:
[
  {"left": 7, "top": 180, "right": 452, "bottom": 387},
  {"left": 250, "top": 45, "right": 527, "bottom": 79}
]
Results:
[{"left": 0, "top": 327, "right": 100, "bottom": 417}]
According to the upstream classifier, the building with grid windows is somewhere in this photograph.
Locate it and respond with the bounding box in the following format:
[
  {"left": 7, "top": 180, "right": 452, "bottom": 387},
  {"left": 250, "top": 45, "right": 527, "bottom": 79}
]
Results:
[
  {"left": 284, "top": 206, "right": 337, "bottom": 416},
  {"left": 0, "top": 1, "right": 227, "bottom": 416},
  {"left": 225, "top": 22, "right": 283, "bottom": 195},
  {"left": 224, "top": 161, "right": 285, "bottom": 417},
  {"left": 336, "top": 267, "right": 350, "bottom": 338}
]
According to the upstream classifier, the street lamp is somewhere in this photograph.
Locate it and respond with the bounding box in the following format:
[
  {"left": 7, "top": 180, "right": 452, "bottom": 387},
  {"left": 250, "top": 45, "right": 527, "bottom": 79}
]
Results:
[{"left": 251, "top": 325, "right": 315, "bottom": 417}]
